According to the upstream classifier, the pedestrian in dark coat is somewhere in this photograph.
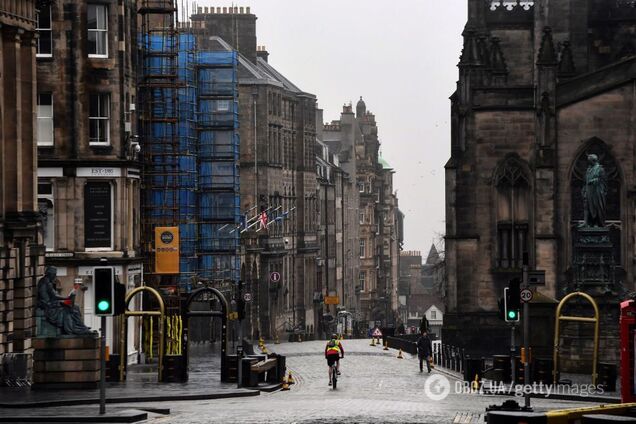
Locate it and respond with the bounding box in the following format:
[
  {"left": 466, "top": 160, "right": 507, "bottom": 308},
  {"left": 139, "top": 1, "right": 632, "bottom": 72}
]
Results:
[{"left": 416, "top": 330, "right": 433, "bottom": 373}]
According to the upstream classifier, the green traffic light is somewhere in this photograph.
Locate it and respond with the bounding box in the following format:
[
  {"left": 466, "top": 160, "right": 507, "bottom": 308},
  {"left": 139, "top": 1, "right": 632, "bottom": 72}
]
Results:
[
  {"left": 97, "top": 300, "right": 110, "bottom": 312},
  {"left": 508, "top": 310, "right": 517, "bottom": 319}
]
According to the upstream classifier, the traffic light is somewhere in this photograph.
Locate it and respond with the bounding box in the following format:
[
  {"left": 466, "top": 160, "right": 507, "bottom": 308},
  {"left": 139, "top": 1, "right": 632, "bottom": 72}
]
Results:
[
  {"left": 94, "top": 267, "right": 114, "bottom": 316},
  {"left": 505, "top": 278, "right": 521, "bottom": 322}
]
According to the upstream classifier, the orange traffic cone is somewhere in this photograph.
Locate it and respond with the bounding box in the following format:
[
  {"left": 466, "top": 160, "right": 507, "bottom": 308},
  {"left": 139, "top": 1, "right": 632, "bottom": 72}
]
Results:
[
  {"left": 281, "top": 375, "right": 290, "bottom": 391},
  {"left": 397, "top": 349, "right": 404, "bottom": 359},
  {"left": 287, "top": 371, "right": 295, "bottom": 384}
]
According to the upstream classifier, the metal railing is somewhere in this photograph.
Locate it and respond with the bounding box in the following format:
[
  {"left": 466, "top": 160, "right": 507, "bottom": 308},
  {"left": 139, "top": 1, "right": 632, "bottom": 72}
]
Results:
[{"left": 433, "top": 342, "right": 465, "bottom": 374}]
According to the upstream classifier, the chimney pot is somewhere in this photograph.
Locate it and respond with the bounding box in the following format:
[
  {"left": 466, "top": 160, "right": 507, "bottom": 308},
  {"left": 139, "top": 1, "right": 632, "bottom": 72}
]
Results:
[
  {"left": 204, "top": 6, "right": 208, "bottom": 13},
  {"left": 246, "top": 7, "right": 250, "bottom": 14},
  {"left": 240, "top": 7, "right": 244, "bottom": 13}
]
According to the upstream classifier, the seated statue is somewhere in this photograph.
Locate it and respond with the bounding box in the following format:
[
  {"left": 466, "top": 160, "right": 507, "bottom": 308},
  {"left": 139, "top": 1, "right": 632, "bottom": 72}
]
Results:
[{"left": 37, "top": 266, "right": 95, "bottom": 336}]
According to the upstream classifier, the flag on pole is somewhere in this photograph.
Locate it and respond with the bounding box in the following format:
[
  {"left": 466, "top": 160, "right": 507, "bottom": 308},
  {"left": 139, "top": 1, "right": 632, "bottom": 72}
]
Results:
[{"left": 259, "top": 210, "right": 268, "bottom": 230}]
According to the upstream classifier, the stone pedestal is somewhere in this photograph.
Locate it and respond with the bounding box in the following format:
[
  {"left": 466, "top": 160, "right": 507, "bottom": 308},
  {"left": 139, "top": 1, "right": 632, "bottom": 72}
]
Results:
[
  {"left": 571, "top": 226, "right": 624, "bottom": 295},
  {"left": 32, "top": 335, "right": 100, "bottom": 390},
  {"left": 559, "top": 226, "right": 624, "bottom": 372}
]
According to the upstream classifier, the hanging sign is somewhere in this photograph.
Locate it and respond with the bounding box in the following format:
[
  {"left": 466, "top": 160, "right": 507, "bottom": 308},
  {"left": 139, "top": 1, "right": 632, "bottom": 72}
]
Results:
[{"left": 155, "top": 227, "right": 179, "bottom": 274}]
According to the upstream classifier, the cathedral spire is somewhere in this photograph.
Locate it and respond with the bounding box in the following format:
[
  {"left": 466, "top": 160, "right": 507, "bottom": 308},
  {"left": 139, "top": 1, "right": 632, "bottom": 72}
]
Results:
[
  {"left": 537, "top": 27, "right": 558, "bottom": 66},
  {"left": 459, "top": 27, "right": 482, "bottom": 67}
]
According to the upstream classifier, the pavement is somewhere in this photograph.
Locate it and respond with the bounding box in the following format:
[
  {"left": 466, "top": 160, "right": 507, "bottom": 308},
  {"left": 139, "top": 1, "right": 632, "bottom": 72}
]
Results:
[
  {"left": 132, "top": 339, "right": 596, "bottom": 424},
  {"left": 0, "top": 339, "right": 620, "bottom": 423},
  {"left": 0, "top": 407, "right": 154, "bottom": 423},
  {"left": 0, "top": 342, "right": 260, "bottom": 424}
]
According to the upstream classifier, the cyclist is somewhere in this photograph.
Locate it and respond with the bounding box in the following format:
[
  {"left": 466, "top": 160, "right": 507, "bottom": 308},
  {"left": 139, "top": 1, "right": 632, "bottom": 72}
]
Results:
[{"left": 325, "top": 333, "right": 344, "bottom": 385}]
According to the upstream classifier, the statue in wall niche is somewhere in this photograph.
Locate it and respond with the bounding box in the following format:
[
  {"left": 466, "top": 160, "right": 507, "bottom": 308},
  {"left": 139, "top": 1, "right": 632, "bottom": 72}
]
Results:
[
  {"left": 37, "top": 266, "right": 95, "bottom": 336},
  {"left": 581, "top": 154, "right": 607, "bottom": 228}
]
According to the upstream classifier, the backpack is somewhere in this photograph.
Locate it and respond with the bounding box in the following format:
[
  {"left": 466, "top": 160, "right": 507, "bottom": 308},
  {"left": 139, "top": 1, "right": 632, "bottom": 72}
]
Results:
[{"left": 328, "top": 340, "right": 337, "bottom": 348}]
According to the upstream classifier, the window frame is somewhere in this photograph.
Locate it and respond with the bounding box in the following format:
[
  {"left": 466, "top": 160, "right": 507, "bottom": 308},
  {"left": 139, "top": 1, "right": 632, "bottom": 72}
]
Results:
[
  {"left": 37, "top": 93, "right": 54, "bottom": 146},
  {"left": 494, "top": 159, "right": 531, "bottom": 270},
  {"left": 87, "top": 4, "right": 109, "bottom": 58},
  {"left": 358, "top": 271, "right": 366, "bottom": 292},
  {"left": 359, "top": 239, "right": 366, "bottom": 258},
  {"left": 89, "top": 93, "right": 110, "bottom": 145},
  {"left": 36, "top": 5, "right": 53, "bottom": 58}
]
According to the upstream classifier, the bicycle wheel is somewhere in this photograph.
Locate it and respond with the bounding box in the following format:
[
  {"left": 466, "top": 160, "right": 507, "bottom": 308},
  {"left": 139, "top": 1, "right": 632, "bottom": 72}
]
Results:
[{"left": 332, "top": 366, "right": 337, "bottom": 389}]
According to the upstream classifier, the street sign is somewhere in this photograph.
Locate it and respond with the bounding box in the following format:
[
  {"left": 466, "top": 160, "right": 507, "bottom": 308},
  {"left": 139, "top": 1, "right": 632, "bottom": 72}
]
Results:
[
  {"left": 243, "top": 292, "right": 252, "bottom": 302},
  {"left": 270, "top": 271, "right": 281, "bottom": 283},
  {"left": 528, "top": 270, "right": 545, "bottom": 285},
  {"left": 372, "top": 328, "right": 383, "bottom": 337},
  {"left": 520, "top": 288, "right": 533, "bottom": 303}
]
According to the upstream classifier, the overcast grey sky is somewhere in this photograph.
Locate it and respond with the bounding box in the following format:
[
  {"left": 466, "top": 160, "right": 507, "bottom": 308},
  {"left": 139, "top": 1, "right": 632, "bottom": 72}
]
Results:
[{"left": 195, "top": 0, "right": 467, "bottom": 254}]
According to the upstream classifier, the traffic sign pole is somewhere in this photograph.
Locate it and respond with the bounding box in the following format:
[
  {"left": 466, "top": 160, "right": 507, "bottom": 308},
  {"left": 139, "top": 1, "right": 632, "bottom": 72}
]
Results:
[
  {"left": 522, "top": 265, "right": 531, "bottom": 409},
  {"left": 99, "top": 316, "right": 106, "bottom": 415}
]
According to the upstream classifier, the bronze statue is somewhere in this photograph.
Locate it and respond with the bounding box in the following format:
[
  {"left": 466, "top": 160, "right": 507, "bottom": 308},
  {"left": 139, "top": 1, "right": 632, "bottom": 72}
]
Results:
[
  {"left": 37, "top": 266, "right": 94, "bottom": 336},
  {"left": 581, "top": 154, "right": 607, "bottom": 228}
]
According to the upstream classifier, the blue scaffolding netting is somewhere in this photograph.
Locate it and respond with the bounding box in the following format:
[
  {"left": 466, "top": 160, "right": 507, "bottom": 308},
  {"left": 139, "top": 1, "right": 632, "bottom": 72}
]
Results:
[
  {"left": 196, "top": 51, "right": 240, "bottom": 283},
  {"left": 142, "top": 33, "right": 240, "bottom": 291}
]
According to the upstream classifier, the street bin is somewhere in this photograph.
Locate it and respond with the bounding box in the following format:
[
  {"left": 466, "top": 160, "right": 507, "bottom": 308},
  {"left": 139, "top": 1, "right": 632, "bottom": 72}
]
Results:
[
  {"left": 492, "top": 354, "right": 511, "bottom": 383},
  {"left": 106, "top": 354, "right": 120, "bottom": 382},
  {"left": 533, "top": 357, "right": 553, "bottom": 384},
  {"left": 241, "top": 357, "right": 258, "bottom": 387},
  {"left": 162, "top": 355, "right": 187, "bottom": 382},
  {"left": 514, "top": 356, "right": 525, "bottom": 384},
  {"left": 226, "top": 354, "right": 239, "bottom": 383},
  {"left": 463, "top": 357, "right": 484, "bottom": 382},
  {"left": 598, "top": 362, "right": 617, "bottom": 392}
]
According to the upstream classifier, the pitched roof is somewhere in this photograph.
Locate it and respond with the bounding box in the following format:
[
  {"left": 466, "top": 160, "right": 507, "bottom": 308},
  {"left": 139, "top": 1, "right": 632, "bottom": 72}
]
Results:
[
  {"left": 410, "top": 291, "right": 445, "bottom": 314},
  {"left": 206, "top": 36, "right": 312, "bottom": 95},
  {"left": 426, "top": 244, "right": 440, "bottom": 264}
]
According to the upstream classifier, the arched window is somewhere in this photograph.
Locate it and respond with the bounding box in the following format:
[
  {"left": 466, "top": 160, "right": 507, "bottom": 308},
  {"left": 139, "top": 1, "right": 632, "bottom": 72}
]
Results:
[{"left": 495, "top": 158, "right": 530, "bottom": 269}]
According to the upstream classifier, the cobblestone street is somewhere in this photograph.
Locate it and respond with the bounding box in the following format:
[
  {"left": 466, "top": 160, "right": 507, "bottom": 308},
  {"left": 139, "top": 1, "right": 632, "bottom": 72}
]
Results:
[{"left": 145, "top": 339, "right": 590, "bottom": 423}]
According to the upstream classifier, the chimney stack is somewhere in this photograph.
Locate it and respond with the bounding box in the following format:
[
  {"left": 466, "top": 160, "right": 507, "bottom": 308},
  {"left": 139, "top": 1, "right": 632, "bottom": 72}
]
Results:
[{"left": 256, "top": 45, "right": 269, "bottom": 62}]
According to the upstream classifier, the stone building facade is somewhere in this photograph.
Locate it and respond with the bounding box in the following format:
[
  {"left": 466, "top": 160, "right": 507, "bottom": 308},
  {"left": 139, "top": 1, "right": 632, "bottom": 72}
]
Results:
[
  {"left": 191, "top": 8, "right": 319, "bottom": 339},
  {"left": 315, "top": 137, "right": 360, "bottom": 336},
  {"left": 0, "top": 1, "right": 44, "bottom": 367},
  {"left": 323, "top": 99, "right": 402, "bottom": 330},
  {"left": 35, "top": 1, "right": 142, "bottom": 359},
  {"left": 444, "top": 0, "right": 636, "bottom": 363}
]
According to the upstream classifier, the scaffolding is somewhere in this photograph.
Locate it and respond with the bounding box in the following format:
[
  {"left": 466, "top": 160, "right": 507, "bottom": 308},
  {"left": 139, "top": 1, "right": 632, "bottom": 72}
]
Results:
[
  {"left": 140, "top": 1, "right": 240, "bottom": 293},
  {"left": 196, "top": 52, "right": 241, "bottom": 284}
]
